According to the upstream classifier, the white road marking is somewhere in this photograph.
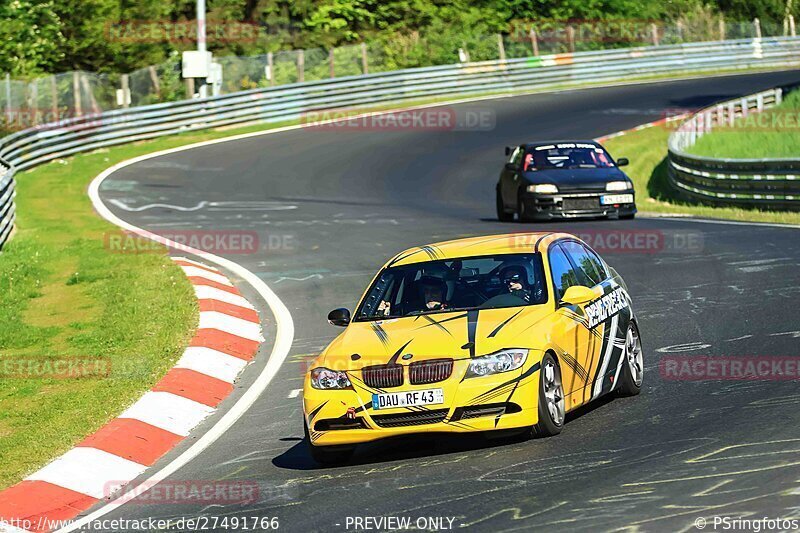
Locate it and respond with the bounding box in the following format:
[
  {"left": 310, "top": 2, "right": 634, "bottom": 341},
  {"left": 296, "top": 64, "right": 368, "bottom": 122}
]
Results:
[
  {"left": 180, "top": 265, "right": 233, "bottom": 286},
  {"left": 27, "top": 448, "right": 147, "bottom": 499},
  {"left": 175, "top": 347, "right": 249, "bottom": 383},
  {"left": 288, "top": 389, "right": 302, "bottom": 398},
  {"left": 118, "top": 392, "right": 215, "bottom": 437},
  {"left": 108, "top": 199, "right": 208, "bottom": 212},
  {"left": 173, "top": 256, "right": 220, "bottom": 272},
  {"left": 198, "top": 311, "right": 263, "bottom": 342},
  {"left": 193, "top": 284, "right": 254, "bottom": 309}
]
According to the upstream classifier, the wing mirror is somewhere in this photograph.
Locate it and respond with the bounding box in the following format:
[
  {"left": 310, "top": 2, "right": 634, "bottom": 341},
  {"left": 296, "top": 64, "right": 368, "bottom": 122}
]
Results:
[
  {"left": 616, "top": 157, "right": 629, "bottom": 167},
  {"left": 560, "top": 286, "right": 597, "bottom": 306},
  {"left": 327, "top": 308, "right": 351, "bottom": 327}
]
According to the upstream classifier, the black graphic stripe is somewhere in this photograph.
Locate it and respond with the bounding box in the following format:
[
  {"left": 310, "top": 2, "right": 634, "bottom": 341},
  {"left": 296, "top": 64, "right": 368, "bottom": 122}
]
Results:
[
  {"left": 560, "top": 350, "right": 589, "bottom": 383},
  {"left": 308, "top": 400, "right": 329, "bottom": 422},
  {"left": 387, "top": 339, "right": 413, "bottom": 365},
  {"left": 468, "top": 362, "right": 541, "bottom": 405},
  {"left": 466, "top": 309, "right": 479, "bottom": 358},
  {"left": 418, "top": 314, "right": 455, "bottom": 337},
  {"left": 371, "top": 322, "right": 390, "bottom": 348},
  {"left": 487, "top": 309, "right": 523, "bottom": 338},
  {"left": 534, "top": 232, "right": 555, "bottom": 253}
]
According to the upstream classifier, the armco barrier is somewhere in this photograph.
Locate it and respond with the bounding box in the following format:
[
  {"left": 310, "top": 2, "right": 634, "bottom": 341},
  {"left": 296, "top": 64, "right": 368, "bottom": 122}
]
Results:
[
  {"left": 667, "top": 86, "right": 800, "bottom": 210},
  {"left": 1, "top": 36, "right": 800, "bottom": 250}
]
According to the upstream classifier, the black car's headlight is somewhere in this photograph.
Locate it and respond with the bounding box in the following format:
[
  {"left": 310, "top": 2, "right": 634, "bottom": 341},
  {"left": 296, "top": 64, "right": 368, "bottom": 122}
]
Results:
[
  {"left": 527, "top": 184, "right": 558, "bottom": 194},
  {"left": 465, "top": 349, "right": 528, "bottom": 378},
  {"left": 310, "top": 367, "right": 351, "bottom": 390},
  {"left": 606, "top": 180, "right": 631, "bottom": 191}
]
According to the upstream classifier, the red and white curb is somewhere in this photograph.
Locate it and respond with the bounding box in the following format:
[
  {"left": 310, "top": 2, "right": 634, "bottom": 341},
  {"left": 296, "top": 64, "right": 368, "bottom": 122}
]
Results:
[
  {"left": 594, "top": 113, "right": 689, "bottom": 144},
  {"left": 0, "top": 257, "right": 263, "bottom": 533}
]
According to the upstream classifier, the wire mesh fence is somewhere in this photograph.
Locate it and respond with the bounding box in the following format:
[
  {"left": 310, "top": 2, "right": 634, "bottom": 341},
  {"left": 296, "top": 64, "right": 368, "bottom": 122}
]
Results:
[{"left": 0, "top": 18, "right": 795, "bottom": 134}]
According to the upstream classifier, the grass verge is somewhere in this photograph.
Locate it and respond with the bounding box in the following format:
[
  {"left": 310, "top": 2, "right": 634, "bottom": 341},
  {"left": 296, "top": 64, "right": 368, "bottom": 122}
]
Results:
[
  {"left": 603, "top": 125, "right": 800, "bottom": 224},
  {"left": 688, "top": 89, "right": 800, "bottom": 158}
]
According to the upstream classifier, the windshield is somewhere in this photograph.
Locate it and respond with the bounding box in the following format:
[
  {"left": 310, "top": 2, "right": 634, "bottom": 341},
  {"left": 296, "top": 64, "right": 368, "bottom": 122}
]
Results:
[
  {"left": 524, "top": 143, "right": 615, "bottom": 171},
  {"left": 355, "top": 254, "right": 547, "bottom": 321}
]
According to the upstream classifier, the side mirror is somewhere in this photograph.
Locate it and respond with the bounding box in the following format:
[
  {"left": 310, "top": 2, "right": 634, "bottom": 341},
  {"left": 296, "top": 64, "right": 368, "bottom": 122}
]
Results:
[
  {"left": 327, "top": 308, "right": 351, "bottom": 327},
  {"left": 505, "top": 146, "right": 513, "bottom": 156},
  {"left": 616, "top": 157, "right": 629, "bottom": 167},
  {"left": 560, "top": 286, "right": 597, "bottom": 307},
  {"left": 505, "top": 162, "right": 517, "bottom": 171}
]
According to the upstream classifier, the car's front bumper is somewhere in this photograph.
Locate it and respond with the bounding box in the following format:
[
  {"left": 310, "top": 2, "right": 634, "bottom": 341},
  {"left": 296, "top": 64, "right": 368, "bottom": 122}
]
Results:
[
  {"left": 522, "top": 191, "right": 636, "bottom": 220},
  {"left": 303, "top": 358, "right": 540, "bottom": 447}
]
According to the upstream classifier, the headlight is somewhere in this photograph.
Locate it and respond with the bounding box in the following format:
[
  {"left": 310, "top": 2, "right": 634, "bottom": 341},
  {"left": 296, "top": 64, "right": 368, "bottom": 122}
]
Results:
[
  {"left": 606, "top": 181, "right": 631, "bottom": 191},
  {"left": 527, "top": 184, "right": 558, "bottom": 194},
  {"left": 466, "top": 349, "right": 528, "bottom": 378},
  {"left": 310, "top": 367, "right": 351, "bottom": 390}
]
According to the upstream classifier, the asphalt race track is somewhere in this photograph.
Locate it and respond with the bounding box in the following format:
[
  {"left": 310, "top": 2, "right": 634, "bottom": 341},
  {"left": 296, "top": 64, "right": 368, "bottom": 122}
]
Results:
[{"left": 93, "top": 71, "right": 800, "bottom": 532}]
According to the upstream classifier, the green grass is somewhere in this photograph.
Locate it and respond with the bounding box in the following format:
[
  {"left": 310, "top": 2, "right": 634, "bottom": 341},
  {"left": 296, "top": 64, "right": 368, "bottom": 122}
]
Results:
[
  {"left": 0, "top": 65, "right": 797, "bottom": 490},
  {"left": 603, "top": 125, "right": 800, "bottom": 224},
  {"left": 689, "top": 89, "right": 800, "bottom": 159}
]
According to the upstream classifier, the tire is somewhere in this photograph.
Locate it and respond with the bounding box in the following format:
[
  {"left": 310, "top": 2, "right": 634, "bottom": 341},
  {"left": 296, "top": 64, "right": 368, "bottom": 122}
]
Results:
[
  {"left": 616, "top": 321, "right": 643, "bottom": 396},
  {"left": 516, "top": 194, "right": 531, "bottom": 223},
  {"left": 304, "top": 420, "right": 354, "bottom": 465},
  {"left": 496, "top": 189, "right": 513, "bottom": 222},
  {"left": 531, "top": 353, "right": 565, "bottom": 437}
]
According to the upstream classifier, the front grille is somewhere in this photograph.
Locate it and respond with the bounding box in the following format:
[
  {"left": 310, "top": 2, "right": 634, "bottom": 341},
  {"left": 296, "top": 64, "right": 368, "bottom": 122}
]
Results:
[
  {"left": 372, "top": 409, "right": 449, "bottom": 428},
  {"left": 562, "top": 197, "right": 600, "bottom": 211},
  {"left": 409, "top": 359, "right": 453, "bottom": 385},
  {"left": 362, "top": 364, "right": 403, "bottom": 388}
]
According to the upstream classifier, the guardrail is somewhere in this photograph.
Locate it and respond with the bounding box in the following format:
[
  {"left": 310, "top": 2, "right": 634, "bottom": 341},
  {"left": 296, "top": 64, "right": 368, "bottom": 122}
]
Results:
[
  {"left": 667, "top": 86, "right": 800, "bottom": 210},
  {"left": 0, "top": 157, "right": 14, "bottom": 249},
  {"left": 1, "top": 36, "right": 800, "bottom": 250}
]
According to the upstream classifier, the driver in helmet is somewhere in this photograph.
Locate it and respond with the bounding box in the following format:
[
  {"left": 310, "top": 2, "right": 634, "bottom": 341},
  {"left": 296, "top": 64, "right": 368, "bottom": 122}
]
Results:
[
  {"left": 419, "top": 276, "right": 448, "bottom": 311},
  {"left": 501, "top": 266, "right": 531, "bottom": 303}
]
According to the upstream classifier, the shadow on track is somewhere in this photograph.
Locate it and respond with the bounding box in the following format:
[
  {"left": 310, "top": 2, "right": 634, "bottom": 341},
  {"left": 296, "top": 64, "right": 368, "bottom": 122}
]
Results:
[{"left": 272, "top": 394, "right": 618, "bottom": 471}]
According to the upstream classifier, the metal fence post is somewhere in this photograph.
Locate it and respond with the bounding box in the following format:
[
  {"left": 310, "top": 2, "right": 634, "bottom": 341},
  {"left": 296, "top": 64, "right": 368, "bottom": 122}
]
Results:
[
  {"left": 5, "top": 73, "right": 11, "bottom": 123},
  {"left": 790, "top": 15, "right": 796, "bottom": 37},
  {"left": 566, "top": 26, "right": 576, "bottom": 52},
  {"left": 30, "top": 80, "right": 38, "bottom": 126},
  {"left": 297, "top": 50, "right": 304, "bottom": 83},
  {"left": 267, "top": 52, "right": 275, "bottom": 86},
  {"left": 50, "top": 75, "right": 58, "bottom": 121},
  {"left": 529, "top": 28, "right": 539, "bottom": 56},
  {"left": 148, "top": 66, "right": 161, "bottom": 100},
  {"left": 329, "top": 48, "right": 335, "bottom": 78},
  {"left": 677, "top": 21, "right": 684, "bottom": 41},
  {"left": 497, "top": 34, "right": 506, "bottom": 61},
  {"left": 361, "top": 43, "right": 368, "bottom": 74},
  {"left": 754, "top": 18, "right": 762, "bottom": 39},
  {"left": 719, "top": 17, "right": 726, "bottom": 40},
  {"left": 650, "top": 23, "right": 659, "bottom": 46},
  {"left": 121, "top": 74, "right": 130, "bottom": 108},
  {"left": 72, "top": 71, "right": 82, "bottom": 117}
]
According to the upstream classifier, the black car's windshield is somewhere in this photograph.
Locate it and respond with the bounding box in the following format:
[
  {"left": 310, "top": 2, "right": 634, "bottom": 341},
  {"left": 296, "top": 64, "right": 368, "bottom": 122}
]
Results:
[
  {"left": 524, "top": 143, "right": 615, "bottom": 171},
  {"left": 355, "top": 254, "right": 547, "bottom": 321}
]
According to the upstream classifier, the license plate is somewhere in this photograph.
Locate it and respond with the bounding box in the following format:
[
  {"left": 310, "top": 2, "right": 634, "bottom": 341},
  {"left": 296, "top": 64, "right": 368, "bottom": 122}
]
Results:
[
  {"left": 372, "top": 389, "right": 444, "bottom": 410},
  {"left": 601, "top": 194, "right": 634, "bottom": 205}
]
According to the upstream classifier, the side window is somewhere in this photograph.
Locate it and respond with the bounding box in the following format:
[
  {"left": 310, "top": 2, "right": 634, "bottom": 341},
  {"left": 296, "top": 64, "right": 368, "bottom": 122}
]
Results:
[
  {"left": 548, "top": 245, "right": 579, "bottom": 301},
  {"left": 582, "top": 244, "right": 608, "bottom": 282},
  {"left": 560, "top": 241, "right": 601, "bottom": 287},
  {"left": 509, "top": 146, "right": 524, "bottom": 167}
]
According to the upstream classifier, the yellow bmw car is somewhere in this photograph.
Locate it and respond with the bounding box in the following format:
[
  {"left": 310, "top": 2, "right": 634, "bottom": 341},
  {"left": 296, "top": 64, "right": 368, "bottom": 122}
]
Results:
[{"left": 303, "top": 232, "right": 643, "bottom": 464}]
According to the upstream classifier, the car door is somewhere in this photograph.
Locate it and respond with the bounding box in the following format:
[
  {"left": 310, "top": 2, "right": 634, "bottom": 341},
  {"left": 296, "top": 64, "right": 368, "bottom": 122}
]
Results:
[
  {"left": 559, "top": 240, "right": 631, "bottom": 402},
  {"left": 500, "top": 145, "right": 524, "bottom": 207},
  {"left": 546, "top": 242, "right": 595, "bottom": 410}
]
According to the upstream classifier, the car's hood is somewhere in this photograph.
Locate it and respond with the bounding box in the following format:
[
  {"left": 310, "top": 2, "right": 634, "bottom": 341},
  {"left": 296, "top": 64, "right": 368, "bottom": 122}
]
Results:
[
  {"left": 319, "top": 306, "right": 552, "bottom": 370},
  {"left": 522, "top": 167, "right": 629, "bottom": 191}
]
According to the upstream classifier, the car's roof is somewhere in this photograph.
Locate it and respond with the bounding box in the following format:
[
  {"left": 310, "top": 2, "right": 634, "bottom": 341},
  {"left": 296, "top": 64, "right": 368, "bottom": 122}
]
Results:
[
  {"left": 387, "top": 232, "right": 575, "bottom": 267},
  {"left": 522, "top": 140, "right": 603, "bottom": 149}
]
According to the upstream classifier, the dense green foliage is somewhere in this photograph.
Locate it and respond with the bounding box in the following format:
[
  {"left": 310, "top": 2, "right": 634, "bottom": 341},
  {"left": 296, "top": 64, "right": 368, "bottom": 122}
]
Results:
[{"left": 0, "top": 0, "right": 797, "bottom": 76}]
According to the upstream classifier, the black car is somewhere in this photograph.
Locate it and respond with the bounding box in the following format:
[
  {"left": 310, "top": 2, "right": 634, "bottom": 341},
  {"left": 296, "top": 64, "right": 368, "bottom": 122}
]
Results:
[{"left": 496, "top": 141, "right": 636, "bottom": 222}]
